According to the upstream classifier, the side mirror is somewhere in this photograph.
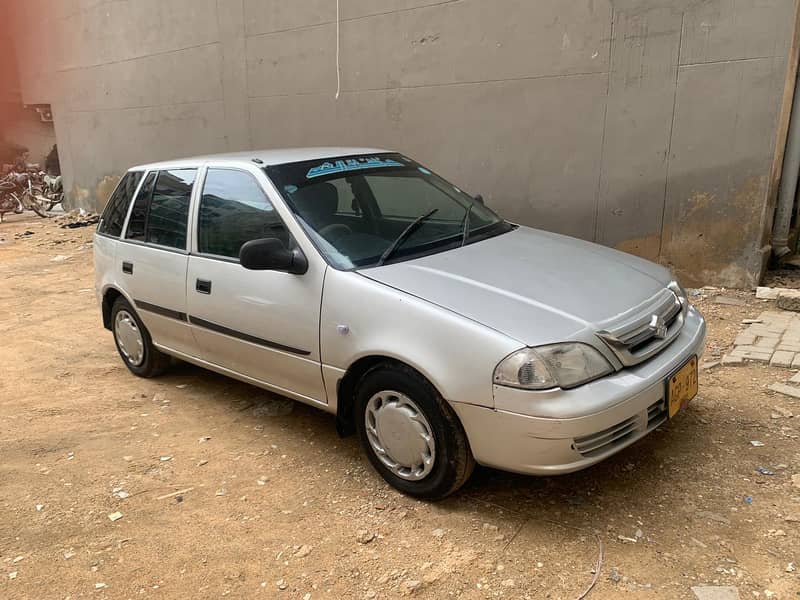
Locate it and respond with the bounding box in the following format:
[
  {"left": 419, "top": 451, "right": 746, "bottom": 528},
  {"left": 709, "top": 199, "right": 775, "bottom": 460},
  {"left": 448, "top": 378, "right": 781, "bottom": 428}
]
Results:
[
  {"left": 474, "top": 194, "right": 484, "bottom": 205},
  {"left": 239, "top": 238, "right": 308, "bottom": 274}
]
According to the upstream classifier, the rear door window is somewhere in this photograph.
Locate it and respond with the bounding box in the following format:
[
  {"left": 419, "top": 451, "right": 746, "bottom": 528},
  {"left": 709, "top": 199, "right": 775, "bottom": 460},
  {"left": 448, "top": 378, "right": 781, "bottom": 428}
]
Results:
[
  {"left": 146, "top": 169, "right": 196, "bottom": 249},
  {"left": 124, "top": 169, "right": 195, "bottom": 250},
  {"left": 125, "top": 171, "right": 156, "bottom": 241},
  {"left": 97, "top": 171, "right": 143, "bottom": 237}
]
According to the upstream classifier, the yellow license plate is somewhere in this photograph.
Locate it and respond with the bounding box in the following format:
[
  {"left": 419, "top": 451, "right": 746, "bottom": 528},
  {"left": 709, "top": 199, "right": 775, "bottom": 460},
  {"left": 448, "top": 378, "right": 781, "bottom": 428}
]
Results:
[{"left": 668, "top": 356, "right": 698, "bottom": 418}]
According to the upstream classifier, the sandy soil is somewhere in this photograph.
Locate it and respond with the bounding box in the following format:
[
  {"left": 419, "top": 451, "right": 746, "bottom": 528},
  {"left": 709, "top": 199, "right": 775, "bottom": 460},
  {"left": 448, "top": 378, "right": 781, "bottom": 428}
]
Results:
[{"left": 1, "top": 213, "right": 798, "bottom": 600}]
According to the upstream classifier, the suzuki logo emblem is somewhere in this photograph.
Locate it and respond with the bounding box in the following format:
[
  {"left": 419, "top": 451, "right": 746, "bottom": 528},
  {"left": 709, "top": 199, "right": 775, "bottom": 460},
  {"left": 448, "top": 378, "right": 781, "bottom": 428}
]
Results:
[{"left": 649, "top": 314, "right": 668, "bottom": 339}]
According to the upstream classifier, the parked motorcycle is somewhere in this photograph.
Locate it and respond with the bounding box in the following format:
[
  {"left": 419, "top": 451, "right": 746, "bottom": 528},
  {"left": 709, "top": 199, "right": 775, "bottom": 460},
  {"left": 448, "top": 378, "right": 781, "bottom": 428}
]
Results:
[{"left": 0, "top": 171, "right": 50, "bottom": 221}]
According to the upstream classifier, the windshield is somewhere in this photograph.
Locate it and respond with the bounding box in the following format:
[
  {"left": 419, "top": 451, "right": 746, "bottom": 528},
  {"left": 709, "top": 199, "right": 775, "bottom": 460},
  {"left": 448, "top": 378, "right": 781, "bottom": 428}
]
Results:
[{"left": 265, "top": 153, "right": 511, "bottom": 269}]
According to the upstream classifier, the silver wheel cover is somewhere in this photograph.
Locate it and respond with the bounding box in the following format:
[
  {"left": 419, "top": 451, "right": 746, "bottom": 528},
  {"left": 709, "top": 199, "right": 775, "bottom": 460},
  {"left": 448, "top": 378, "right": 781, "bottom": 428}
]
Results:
[
  {"left": 365, "top": 391, "right": 436, "bottom": 481},
  {"left": 114, "top": 309, "right": 144, "bottom": 367}
]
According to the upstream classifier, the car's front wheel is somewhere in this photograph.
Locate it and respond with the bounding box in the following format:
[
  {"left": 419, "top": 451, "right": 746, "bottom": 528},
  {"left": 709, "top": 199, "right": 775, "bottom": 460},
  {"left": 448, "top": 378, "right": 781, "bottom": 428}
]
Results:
[
  {"left": 354, "top": 363, "right": 475, "bottom": 499},
  {"left": 111, "top": 296, "right": 171, "bottom": 378}
]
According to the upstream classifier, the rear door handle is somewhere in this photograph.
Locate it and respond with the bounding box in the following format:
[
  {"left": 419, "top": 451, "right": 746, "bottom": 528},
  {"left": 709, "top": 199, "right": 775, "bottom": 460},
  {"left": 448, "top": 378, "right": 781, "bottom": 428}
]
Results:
[
  {"left": 122, "top": 261, "right": 133, "bottom": 275},
  {"left": 196, "top": 279, "right": 212, "bottom": 294}
]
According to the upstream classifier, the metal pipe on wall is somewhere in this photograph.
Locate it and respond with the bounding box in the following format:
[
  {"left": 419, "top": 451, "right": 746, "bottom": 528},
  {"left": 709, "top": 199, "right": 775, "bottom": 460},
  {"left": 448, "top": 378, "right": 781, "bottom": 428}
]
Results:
[{"left": 774, "top": 58, "right": 800, "bottom": 258}]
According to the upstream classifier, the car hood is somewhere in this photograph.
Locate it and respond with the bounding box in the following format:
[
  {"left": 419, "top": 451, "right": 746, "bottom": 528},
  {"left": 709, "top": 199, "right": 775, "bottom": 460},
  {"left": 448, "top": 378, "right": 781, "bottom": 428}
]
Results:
[{"left": 358, "top": 225, "right": 672, "bottom": 344}]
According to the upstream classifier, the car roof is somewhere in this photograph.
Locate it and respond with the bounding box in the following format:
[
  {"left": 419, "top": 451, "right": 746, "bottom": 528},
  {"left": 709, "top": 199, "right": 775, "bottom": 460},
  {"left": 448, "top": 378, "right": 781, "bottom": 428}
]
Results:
[{"left": 130, "top": 147, "right": 392, "bottom": 171}]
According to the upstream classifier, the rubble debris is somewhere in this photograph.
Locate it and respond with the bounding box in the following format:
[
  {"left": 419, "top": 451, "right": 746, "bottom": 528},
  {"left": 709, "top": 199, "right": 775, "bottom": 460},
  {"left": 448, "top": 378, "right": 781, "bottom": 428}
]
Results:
[
  {"left": 55, "top": 209, "right": 99, "bottom": 229},
  {"left": 749, "top": 440, "right": 765, "bottom": 447},
  {"left": 776, "top": 289, "right": 800, "bottom": 312},
  {"left": 771, "top": 406, "right": 794, "bottom": 418},
  {"left": 755, "top": 466, "right": 774, "bottom": 476},
  {"left": 356, "top": 530, "right": 375, "bottom": 544},
  {"left": 107, "top": 511, "right": 123, "bottom": 521},
  {"left": 294, "top": 545, "right": 312, "bottom": 558}
]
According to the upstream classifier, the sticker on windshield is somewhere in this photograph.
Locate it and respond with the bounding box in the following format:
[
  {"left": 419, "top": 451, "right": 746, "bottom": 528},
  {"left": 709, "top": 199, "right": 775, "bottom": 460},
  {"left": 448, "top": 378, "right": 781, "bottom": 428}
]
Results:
[
  {"left": 306, "top": 157, "right": 404, "bottom": 179},
  {"left": 284, "top": 184, "right": 298, "bottom": 194}
]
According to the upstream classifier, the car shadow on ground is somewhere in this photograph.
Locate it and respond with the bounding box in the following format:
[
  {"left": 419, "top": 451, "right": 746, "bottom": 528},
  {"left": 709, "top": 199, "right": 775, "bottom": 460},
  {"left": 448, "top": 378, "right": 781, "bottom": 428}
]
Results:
[{"left": 161, "top": 359, "right": 702, "bottom": 523}]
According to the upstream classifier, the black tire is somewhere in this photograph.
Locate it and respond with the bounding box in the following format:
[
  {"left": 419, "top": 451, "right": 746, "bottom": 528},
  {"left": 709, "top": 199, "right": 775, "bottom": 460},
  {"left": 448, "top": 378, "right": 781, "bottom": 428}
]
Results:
[
  {"left": 354, "top": 362, "right": 475, "bottom": 500},
  {"left": 111, "top": 296, "right": 171, "bottom": 378}
]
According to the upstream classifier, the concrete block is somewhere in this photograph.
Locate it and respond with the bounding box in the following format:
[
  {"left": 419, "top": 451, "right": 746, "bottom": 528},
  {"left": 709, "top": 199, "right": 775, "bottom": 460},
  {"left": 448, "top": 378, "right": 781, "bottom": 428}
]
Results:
[
  {"left": 777, "top": 344, "right": 800, "bottom": 353},
  {"left": 761, "top": 310, "right": 792, "bottom": 320},
  {"left": 790, "top": 370, "right": 800, "bottom": 382},
  {"left": 721, "top": 354, "right": 745, "bottom": 366},
  {"left": 756, "top": 287, "right": 780, "bottom": 299},
  {"left": 770, "top": 351, "right": 795, "bottom": 368},
  {"left": 776, "top": 290, "right": 800, "bottom": 312},
  {"left": 769, "top": 383, "right": 800, "bottom": 399},
  {"left": 732, "top": 345, "right": 772, "bottom": 354},
  {"left": 739, "top": 351, "right": 773, "bottom": 362},
  {"left": 733, "top": 333, "right": 756, "bottom": 346},
  {"left": 754, "top": 337, "right": 779, "bottom": 349}
]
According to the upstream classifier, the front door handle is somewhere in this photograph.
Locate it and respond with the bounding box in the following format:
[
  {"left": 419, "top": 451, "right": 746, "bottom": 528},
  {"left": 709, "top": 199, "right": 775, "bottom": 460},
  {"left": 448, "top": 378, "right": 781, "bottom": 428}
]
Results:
[
  {"left": 122, "top": 261, "right": 133, "bottom": 275},
  {"left": 196, "top": 279, "right": 212, "bottom": 294}
]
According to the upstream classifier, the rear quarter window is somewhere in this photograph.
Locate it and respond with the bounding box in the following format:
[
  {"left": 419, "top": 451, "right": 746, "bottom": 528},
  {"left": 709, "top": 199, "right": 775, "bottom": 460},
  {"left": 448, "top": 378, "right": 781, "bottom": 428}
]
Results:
[{"left": 97, "top": 171, "right": 144, "bottom": 237}]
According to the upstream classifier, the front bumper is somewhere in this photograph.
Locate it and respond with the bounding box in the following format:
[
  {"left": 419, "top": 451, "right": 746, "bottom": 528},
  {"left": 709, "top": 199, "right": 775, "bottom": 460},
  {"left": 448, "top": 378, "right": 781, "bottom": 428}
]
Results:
[{"left": 451, "top": 306, "right": 706, "bottom": 475}]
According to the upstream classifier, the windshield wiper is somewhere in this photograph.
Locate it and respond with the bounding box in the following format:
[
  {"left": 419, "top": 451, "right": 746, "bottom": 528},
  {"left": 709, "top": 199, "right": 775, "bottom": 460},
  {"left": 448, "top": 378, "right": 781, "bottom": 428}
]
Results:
[
  {"left": 461, "top": 202, "right": 474, "bottom": 247},
  {"left": 377, "top": 208, "right": 438, "bottom": 266}
]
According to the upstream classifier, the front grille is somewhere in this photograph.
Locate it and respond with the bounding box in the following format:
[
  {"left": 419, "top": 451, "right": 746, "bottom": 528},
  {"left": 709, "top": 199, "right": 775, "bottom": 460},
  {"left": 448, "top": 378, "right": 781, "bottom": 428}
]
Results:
[
  {"left": 573, "top": 399, "right": 667, "bottom": 459},
  {"left": 647, "top": 399, "right": 668, "bottom": 429},
  {"left": 573, "top": 415, "right": 638, "bottom": 458},
  {"left": 596, "top": 288, "right": 686, "bottom": 367}
]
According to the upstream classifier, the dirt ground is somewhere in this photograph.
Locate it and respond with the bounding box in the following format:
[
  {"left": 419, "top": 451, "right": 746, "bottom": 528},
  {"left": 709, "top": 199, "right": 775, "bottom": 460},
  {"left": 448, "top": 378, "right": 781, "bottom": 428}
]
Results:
[{"left": 1, "top": 213, "right": 799, "bottom": 600}]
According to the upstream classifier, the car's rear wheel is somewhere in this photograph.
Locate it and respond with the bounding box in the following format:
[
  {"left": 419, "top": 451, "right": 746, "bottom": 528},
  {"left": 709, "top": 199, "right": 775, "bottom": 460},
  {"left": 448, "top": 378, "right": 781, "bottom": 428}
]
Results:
[
  {"left": 354, "top": 363, "right": 475, "bottom": 499},
  {"left": 111, "top": 296, "right": 171, "bottom": 378}
]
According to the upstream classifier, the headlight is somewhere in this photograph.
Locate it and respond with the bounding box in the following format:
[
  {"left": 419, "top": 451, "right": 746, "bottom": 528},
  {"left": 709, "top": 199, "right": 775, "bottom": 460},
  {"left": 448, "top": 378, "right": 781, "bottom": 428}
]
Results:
[{"left": 493, "top": 343, "right": 614, "bottom": 390}]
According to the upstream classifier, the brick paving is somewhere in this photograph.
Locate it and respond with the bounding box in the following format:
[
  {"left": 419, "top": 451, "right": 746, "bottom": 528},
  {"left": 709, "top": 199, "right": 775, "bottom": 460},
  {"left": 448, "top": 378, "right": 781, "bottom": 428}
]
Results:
[{"left": 723, "top": 310, "right": 800, "bottom": 366}]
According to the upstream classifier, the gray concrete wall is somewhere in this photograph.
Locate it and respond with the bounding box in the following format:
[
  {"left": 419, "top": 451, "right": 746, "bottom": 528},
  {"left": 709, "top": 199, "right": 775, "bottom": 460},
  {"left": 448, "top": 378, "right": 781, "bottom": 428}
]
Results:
[{"left": 9, "top": 0, "right": 796, "bottom": 287}]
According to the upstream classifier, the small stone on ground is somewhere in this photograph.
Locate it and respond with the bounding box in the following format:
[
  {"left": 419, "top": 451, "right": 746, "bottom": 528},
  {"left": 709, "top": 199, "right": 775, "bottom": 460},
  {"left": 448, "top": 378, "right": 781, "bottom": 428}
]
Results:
[{"left": 691, "top": 586, "right": 740, "bottom": 600}]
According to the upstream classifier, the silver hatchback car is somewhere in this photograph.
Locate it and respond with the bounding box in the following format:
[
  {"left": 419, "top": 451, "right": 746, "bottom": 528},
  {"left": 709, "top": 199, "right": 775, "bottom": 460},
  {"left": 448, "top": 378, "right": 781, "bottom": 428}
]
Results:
[{"left": 94, "top": 148, "right": 705, "bottom": 498}]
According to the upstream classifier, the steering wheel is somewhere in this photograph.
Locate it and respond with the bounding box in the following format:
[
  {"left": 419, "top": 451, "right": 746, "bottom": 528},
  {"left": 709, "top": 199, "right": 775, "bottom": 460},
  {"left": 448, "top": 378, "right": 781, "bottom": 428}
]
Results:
[{"left": 319, "top": 223, "right": 352, "bottom": 241}]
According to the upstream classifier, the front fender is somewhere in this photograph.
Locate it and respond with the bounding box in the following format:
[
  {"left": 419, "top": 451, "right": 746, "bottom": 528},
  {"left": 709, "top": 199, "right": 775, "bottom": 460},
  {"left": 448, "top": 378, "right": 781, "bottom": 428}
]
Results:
[{"left": 320, "top": 269, "right": 522, "bottom": 410}]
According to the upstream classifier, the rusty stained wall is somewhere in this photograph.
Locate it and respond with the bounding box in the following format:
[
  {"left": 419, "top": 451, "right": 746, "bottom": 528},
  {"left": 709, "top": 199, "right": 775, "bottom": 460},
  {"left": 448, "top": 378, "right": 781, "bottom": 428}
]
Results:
[{"left": 7, "top": 0, "right": 797, "bottom": 287}]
